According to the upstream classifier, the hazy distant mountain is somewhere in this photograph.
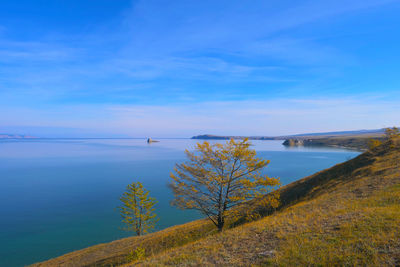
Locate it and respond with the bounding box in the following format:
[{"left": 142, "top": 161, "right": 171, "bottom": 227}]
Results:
[{"left": 0, "top": 134, "right": 36, "bottom": 139}]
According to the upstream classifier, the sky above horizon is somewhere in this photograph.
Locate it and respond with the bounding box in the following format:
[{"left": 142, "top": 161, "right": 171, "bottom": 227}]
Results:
[{"left": 0, "top": 0, "right": 399, "bottom": 137}]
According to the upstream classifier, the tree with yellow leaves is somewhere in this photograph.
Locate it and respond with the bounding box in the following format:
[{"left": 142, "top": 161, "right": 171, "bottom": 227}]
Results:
[
  {"left": 385, "top": 127, "right": 400, "bottom": 139},
  {"left": 169, "top": 138, "right": 280, "bottom": 231},
  {"left": 119, "top": 182, "right": 158, "bottom": 236},
  {"left": 368, "top": 127, "right": 399, "bottom": 150},
  {"left": 368, "top": 139, "right": 382, "bottom": 150}
]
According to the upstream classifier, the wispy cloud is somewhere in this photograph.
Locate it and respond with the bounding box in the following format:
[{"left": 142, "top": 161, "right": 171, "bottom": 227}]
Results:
[
  {"left": 2, "top": 0, "right": 392, "bottom": 93},
  {"left": 0, "top": 0, "right": 399, "bottom": 136}
]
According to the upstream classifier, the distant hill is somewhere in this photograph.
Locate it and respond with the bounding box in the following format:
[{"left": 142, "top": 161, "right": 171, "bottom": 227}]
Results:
[
  {"left": 192, "top": 134, "right": 277, "bottom": 140},
  {"left": 191, "top": 128, "right": 385, "bottom": 140},
  {"left": 0, "top": 134, "right": 36, "bottom": 139},
  {"left": 292, "top": 128, "right": 384, "bottom": 137},
  {"left": 283, "top": 135, "right": 386, "bottom": 150}
]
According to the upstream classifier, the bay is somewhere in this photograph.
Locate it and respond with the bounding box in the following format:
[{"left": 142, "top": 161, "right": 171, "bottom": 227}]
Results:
[{"left": 0, "top": 138, "right": 360, "bottom": 266}]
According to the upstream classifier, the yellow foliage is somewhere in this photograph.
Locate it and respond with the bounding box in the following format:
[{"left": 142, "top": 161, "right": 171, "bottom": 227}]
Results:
[
  {"left": 368, "top": 138, "right": 383, "bottom": 149},
  {"left": 118, "top": 182, "right": 158, "bottom": 236},
  {"left": 169, "top": 138, "right": 280, "bottom": 231},
  {"left": 385, "top": 126, "right": 400, "bottom": 139},
  {"left": 33, "top": 137, "right": 400, "bottom": 267},
  {"left": 126, "top": 246, "right": 145, "bottom": 263},
  {"left": 142, "top": 140, "right": 400, "bottom": 266}
]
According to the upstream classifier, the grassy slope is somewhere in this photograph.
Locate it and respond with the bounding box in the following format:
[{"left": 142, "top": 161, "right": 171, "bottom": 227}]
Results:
[
  {"left": 140, "top": 138, "right": 400, "bottom": 266},
  {"left": 33, "top": 138, "right": 400, "bottom": 266},
  {"left": 32, "top": 218, "right": 219, "bottom": 267}
]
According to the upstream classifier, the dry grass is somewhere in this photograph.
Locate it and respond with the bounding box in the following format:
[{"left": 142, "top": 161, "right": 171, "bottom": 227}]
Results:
[
  {"left": 137, "top": 138, "right": 400, "bottom": 266},
  {"left": 33, "top": 138, "right": 400, "bottom": 267},
  {"left": 31, "top": 218, "right": 218, "bottom": 267}
]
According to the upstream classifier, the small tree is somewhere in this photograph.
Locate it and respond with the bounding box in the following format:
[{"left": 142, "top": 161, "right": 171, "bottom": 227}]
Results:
[
  {"left": 384, "top": 127, "right": 400, "bottom": 149},
  {"left": 119, "top": 182, "right": 158, "bottom": 236},
  {"left": 169, "top": 138, "right": 280, "bottom": 231},
  {"left": 385, "top": 127, "right": 400, "bottom": 139},
  {"left": 368, "top": 139, "right": 382, "bottom": 150}
]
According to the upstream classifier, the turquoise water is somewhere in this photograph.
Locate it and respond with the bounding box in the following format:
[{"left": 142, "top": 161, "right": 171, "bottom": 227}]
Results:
[{"left": 0, "top": 139, "right": 360, "bottom": 266}]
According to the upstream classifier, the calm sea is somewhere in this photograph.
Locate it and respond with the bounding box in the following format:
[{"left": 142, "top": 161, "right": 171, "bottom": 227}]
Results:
[{"left": 0, "top": 138, "right": 360, "bottom": 266}]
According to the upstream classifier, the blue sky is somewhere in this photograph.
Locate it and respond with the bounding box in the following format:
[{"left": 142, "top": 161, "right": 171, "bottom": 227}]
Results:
[{"left": 0, "top": 0, "right": 399, "bottom": 137}]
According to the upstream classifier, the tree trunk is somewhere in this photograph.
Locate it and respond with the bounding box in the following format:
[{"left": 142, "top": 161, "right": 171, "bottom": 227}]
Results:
[{"left": 217, "top": 215, "right": 224, "bottom": 232}]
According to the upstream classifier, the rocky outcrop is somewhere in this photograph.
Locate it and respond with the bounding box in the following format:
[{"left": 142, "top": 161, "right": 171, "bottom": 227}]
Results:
[{"left": 283, "top": 139, "right": 305, "bottom": 146}]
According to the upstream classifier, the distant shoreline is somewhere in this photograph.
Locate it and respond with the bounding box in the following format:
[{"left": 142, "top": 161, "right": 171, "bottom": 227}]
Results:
[
  {"left": 191, "top": 130, "right": 386, "bottom": 150},
  {"left": 1, "top": 128, "right": 387, "bottom": 151},
  {"left": 191, "top": 128, "right": 384, "bottom": 141}
]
